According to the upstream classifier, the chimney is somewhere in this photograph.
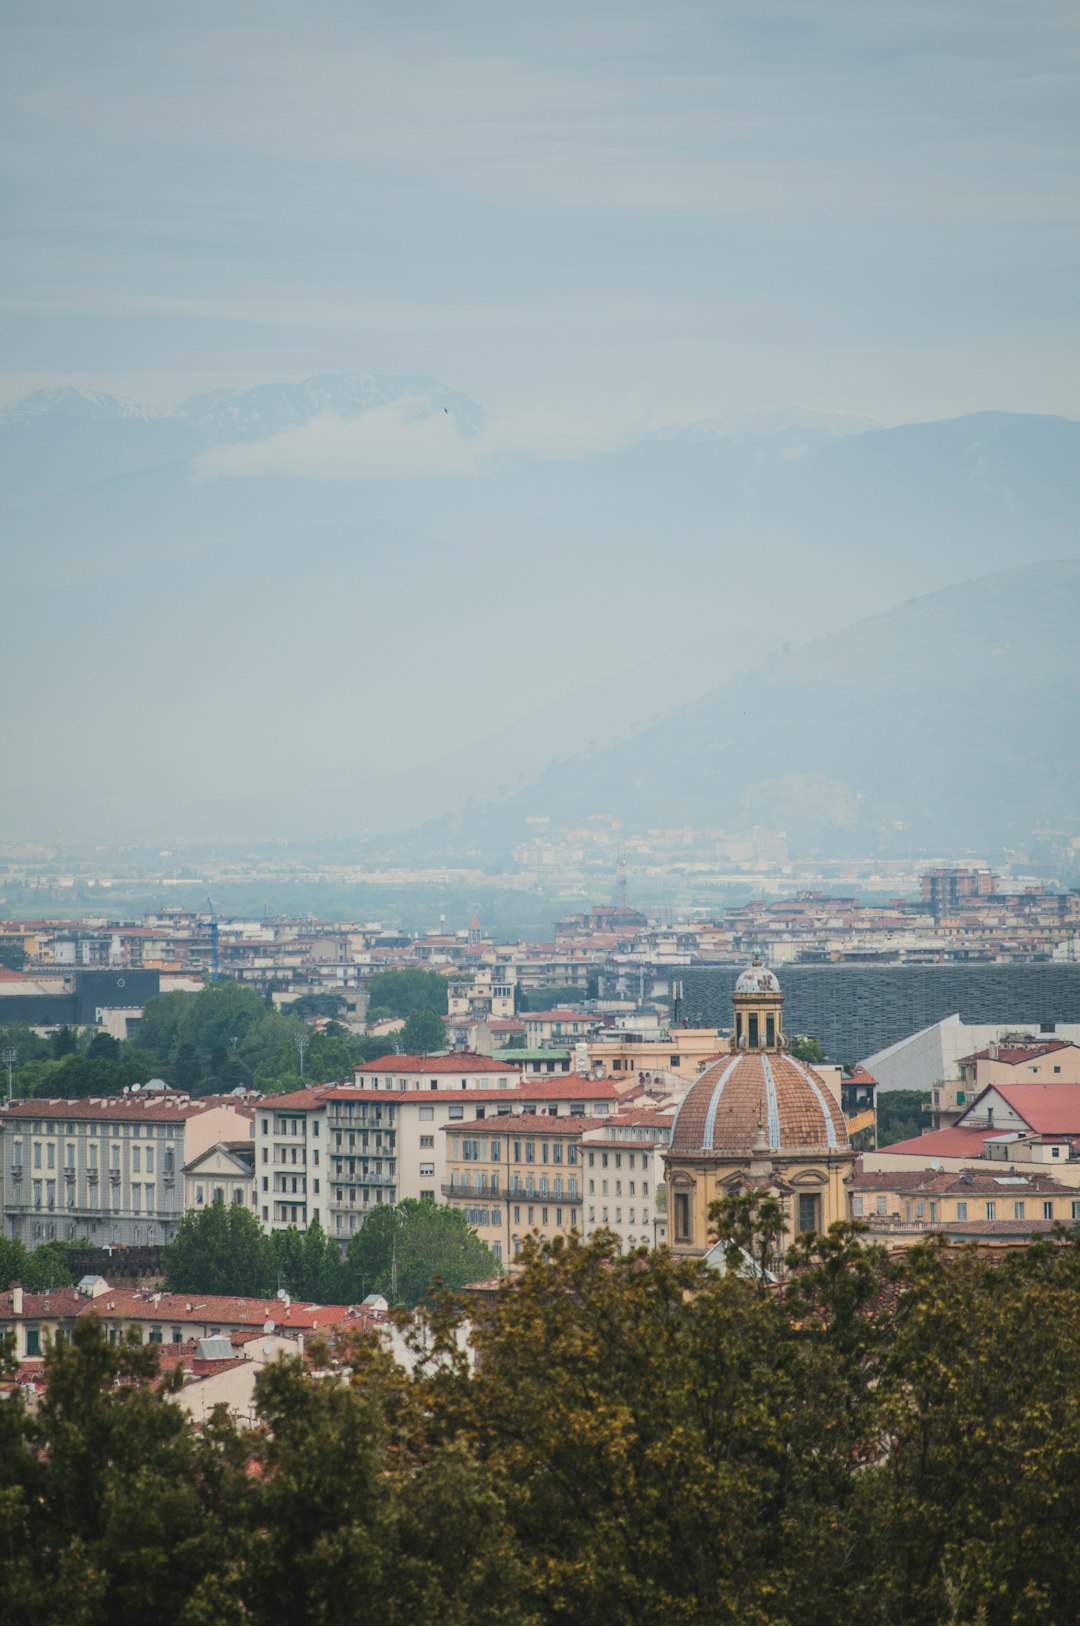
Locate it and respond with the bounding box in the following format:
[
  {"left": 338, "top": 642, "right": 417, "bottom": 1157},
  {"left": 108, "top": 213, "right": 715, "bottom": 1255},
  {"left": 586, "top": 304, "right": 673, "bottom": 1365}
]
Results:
[{"left": 12, "top": 1285, "right": 23, "bottom": 1315}]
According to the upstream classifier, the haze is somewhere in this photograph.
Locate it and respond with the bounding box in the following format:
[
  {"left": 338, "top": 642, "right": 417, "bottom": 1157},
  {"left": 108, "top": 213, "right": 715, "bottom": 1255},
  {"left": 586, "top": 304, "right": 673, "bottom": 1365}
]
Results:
[{"left": 2, "top": 2, "right": 1078, "bottom": 846}]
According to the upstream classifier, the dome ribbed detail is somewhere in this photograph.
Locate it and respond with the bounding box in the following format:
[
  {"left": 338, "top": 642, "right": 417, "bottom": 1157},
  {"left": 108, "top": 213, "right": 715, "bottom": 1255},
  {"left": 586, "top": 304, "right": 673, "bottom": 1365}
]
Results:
[{"left": 670, "top": 1051, "right": 849, "bottom": 1156}]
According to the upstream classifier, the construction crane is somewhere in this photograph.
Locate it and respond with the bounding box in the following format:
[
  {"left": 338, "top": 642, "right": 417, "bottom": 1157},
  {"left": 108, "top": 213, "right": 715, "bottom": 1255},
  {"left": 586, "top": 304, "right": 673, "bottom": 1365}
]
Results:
[{"left": 206, "top": 897, "right": 220, "bottom": 981}]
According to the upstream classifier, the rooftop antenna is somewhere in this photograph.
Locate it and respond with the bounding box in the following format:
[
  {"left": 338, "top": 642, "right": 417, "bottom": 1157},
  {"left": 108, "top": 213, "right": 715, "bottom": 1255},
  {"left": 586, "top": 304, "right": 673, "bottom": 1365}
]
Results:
[
  {"left": 615, "top": 847, "right": 628, "bottom": 912},
  {"left": 206, "top": 897, "right": 220, "bottom": 981},
  {"left": 1, "top": 1046, "right": 17, "bottom": 1104}
]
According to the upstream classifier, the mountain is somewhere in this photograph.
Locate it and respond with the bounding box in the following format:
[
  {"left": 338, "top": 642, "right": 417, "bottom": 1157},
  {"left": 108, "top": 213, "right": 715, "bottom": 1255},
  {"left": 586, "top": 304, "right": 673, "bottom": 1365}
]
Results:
[
  {"left": 2, "top": 376, "right": 1079, "bottom": 844},
  {"left": 440, "top": 561, "right": 1080, "bottom": 861},
  {"left": 0, "top": 372, "right": 485, "bottom": 507}
]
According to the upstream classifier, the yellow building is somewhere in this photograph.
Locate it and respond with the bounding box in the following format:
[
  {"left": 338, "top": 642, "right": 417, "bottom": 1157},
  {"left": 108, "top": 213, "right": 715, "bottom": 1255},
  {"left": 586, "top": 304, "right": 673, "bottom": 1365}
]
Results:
[
  {"left": 586, "top": 1029, "right": 725, "bottom": 1086},
  {"left": 663, "top": 959, "right": 853, "bottom": 1255},
  {"left": 442, "top": 1114, "right": 584, "bottom": 1267},
  {"left": 849, "top": 1164, "right": 1080, "bottom": 1244}
]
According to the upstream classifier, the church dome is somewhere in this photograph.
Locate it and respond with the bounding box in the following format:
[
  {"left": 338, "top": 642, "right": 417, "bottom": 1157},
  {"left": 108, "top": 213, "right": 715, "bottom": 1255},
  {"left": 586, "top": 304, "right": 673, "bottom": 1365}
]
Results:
[
  {"left": 670, "top": 1050, "right": 849, "bottom": 1157},
  {"left": 734, "top": 960, "right": 781, "bottom": 995}
]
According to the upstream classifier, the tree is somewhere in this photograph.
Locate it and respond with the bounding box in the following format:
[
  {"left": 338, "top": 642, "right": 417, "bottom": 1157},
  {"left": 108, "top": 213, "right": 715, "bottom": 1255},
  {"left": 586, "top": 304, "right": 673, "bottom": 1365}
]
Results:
[
  {"left": 788, "top": 1034, "right": 827, "bottom": 1064},
  {"left": 877, "top": 1089, "right": 930, "bottom": 1146},
  {"left": 399, "top": 1009, "right": 446, "bottom": 1056},
  {"left": 164, "top": 1200, "right": 272, "bottom": 1297},
  {"left": 344, "top": 1199, "right": 499, "bottom": 1308},
  {"left": 286, "top": 993, "right": 347, "bottom": 1021},
  {"left": 0, "top": 1317, "right": 245, "bottom": 1626},
  {"left": 49, "top": 1026, "right": 77, "bottom": 1059},
  {"left": 0, "top": 939, "right": 27, "bottom": 972},
  {"left": 364, "top": 968, "right": 449, "bottom": 1019},
  {"left": 517, "top": 986, "right": 587, "bottom": 1012}
]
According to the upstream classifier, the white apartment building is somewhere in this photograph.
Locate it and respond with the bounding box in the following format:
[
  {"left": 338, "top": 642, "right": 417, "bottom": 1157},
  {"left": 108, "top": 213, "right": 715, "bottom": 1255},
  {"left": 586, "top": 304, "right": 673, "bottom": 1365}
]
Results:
[
  {"left": 580, "top": 1111, "right": 675, "bottom": 1251},
  {"left": 0, "top": 1093, "right": 256, "bottom": 1249},
  {"left": 256, "top": 1075, "right": 621, "bottom": 1246},
  {"left": 351, "top": 1053, "right": 522, "bottom": 1093},
  {"left": 255, "top": 1085, "right": 331, "bottom": 1231}
]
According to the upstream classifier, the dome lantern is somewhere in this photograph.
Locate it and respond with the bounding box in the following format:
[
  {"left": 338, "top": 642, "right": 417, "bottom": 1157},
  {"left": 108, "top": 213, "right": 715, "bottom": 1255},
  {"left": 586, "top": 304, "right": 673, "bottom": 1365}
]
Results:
[{"left": 731, "top": 954, "right": 784, "bottom": 1052}]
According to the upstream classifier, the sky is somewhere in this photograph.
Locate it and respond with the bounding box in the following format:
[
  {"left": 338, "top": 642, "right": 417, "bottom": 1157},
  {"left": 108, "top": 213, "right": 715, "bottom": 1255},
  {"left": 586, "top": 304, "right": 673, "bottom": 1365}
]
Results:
[
  {"left": 3, "top": 0, "right": 1079, "bottom": 424},
  {"left": 2, "top": 2, "right": 1078, "bottom": 849}
]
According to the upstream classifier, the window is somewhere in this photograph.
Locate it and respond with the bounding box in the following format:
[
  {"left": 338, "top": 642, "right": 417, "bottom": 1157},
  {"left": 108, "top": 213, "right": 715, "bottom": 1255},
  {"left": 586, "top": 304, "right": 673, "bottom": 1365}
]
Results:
[
  {"left": 420, "top": 1135, "right": 434, "bottom": 1149},
  {"left": 1052, "top": 1146, "right": 1062, "bottom": 1158},
  {"left": 196, "top": 1184, "right": 204, "bottom": 1204},
  {"left": 133, "top": 1148, "right": 141, "bottom": 1173},
  {"left": 420, "top": 1106, "right": 434, "bottom": 1121},
  {"left": 1013, "top": 1202, "right": 1025, "bottom": 1220},
  {"left": 875, "top": 1195, "right": 887, "bottom": 1215},
  {"left": 956, "top": 1202, "right": 968, "bottom": 1220},
  {"left": 674, "top": 1192, "right": 691, "bottom": 1242},
  {"left": 852, "top": 1196, "right": 864, "bottom": 1216},
  {"left": 449, "top": 1106, "right": 464, "bottom": 1121},
  {"left": 1043, "top": 1201, "right": 1054, "bottom": 1220},
  {"left": 419, "top": 1163, "right": 435, "bottom": 1178},
  {"left": 25, "top": 1327, "right": 41, "bottom": 1357},
  {"left": 986, "top": 1201, "right": 997, "bottom": 1220}
]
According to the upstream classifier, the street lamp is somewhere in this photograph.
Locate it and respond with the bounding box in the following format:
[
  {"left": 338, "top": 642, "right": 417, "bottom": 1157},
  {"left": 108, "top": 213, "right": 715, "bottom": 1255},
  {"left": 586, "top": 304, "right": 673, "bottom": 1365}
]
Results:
[{"left": 1, "top": 1047, "right": 17, "bottom": 1104}]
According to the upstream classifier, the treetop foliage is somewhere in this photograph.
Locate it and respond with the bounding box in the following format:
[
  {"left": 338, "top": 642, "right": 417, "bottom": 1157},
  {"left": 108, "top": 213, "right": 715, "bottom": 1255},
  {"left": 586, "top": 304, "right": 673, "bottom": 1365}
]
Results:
[
  {"left": 7, "top": 1223, "right": 1080, "bottom": 1624},
  {"left": 0, "top": 980, "right": 390, "bottom": 1102},
  {"left": 364, "top": 967, "right": 449, "bottom": 1019},
  {"left": 163, "top": 1197, "right": 499, "bottom": 1310}
]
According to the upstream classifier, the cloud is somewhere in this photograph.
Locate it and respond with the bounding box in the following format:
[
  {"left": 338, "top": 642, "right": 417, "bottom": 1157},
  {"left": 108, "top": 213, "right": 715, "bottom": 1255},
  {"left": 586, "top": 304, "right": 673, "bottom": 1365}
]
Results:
[{"left": 193, "top": 399, "right": 655, "bottom": 482}]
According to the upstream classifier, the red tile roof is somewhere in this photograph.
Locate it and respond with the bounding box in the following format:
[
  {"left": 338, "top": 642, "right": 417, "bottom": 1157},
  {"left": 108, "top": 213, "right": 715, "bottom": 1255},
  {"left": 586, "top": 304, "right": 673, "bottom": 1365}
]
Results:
[
  {"left": 958, "top": 1041, "right": 1075, "bottom": 1066},
  {"left": 442, "top": 1114, "right": 585, "bottom": 1136},
  {"left": 1, "top": 1097, "right": 243, "bottom": 1124},
  {"left": 881, "top": 1125, "right": 993, "bottom": 1158},
  {"left": 74, "top": 1289, "right": 355, "bottom": 1331},
  {"left": 980, "top": 1082, "right": 1080, "bottom": 1134},
  {"left": 354, "top": 1053, "right": 520, "bottom": 1075},
  {"left": 261, "top": 1085, "right": 339, "bottom": 1111}
]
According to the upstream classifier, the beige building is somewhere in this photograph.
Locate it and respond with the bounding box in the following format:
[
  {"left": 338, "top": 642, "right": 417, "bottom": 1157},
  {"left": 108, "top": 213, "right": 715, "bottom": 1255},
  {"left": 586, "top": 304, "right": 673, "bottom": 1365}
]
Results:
[
  {"left": 443, "top": 1114, "right": 584, "bottom": 1266},
  {"left": 0, "top": 1092, "right": 255, "bottom": 1249},
  {"left": 663, "top": 961, "right": 853, "bottom": 1256},
  {"left": 182, "top": 1141, "right": 256, "bottom": 1217},
  {"left": 849, "top": 1164, "right": 1080, "bottom": 1244},
  {"left": 585, "top": 1028, "right": 725, "bottom": 1085},
  {"left": 929, "top": 1038, "right": 1080, "bottom": 1129}
]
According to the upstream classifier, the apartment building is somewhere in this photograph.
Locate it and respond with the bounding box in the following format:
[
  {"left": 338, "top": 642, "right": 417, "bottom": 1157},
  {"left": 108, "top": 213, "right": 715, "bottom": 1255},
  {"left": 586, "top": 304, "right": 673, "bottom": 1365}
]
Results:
[
  {"left": 0, "top": 1093, "right": 255, "bottom": 1248},
  {"left": 257, "top": 1075, "right": 620, "bottom": 1244},
  {"left": 351, "top": 1053, "right": 522, "bottom": 1092},
  {"left": 254, "top": 1085, "right": 331, "bottom": 1231},
  {"left": 849, "top": 1164, "right": 1080, "bottom": 1244},
  {"left": 580, "top": 1109, "right": 673, "bottom": 1250},
  {"left": 443, "top": 1114, "right": 584, "bottom": 1266}
]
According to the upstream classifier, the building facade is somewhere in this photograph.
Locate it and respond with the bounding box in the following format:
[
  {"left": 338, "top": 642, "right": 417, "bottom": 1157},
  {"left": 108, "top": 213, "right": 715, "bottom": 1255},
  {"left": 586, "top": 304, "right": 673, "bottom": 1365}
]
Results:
[{"left": 0, "top": 1094, "right": 254, "bottom": 1248}]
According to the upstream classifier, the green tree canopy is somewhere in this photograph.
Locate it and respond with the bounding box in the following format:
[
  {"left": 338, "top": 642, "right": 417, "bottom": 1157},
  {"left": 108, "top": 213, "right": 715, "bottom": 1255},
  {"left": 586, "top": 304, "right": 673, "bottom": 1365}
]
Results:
[
  {"left": 164, "top": 1199, "right": 274, "bottom": 1297},
  {"left": 877, "top": 1088, "right": 930, "bottom": 1146},
  {"left": 0, "top": 939, "right": 27, "bottom": 972},
  {"left": 344, "top": 1198, "right": 499, "bottom": 1307},
  {"left": 9, "top": 1228, "right": 1080, "bottom": 1622},
  {"left": 364, "top": 968, "right": 449, "bottom": 1019},
  {"left": 399, "top": 1008, "right": 446, "bottom": 1055},
  {"left": 788, "top": 1034, "right": 827, "bottom": 1063}
]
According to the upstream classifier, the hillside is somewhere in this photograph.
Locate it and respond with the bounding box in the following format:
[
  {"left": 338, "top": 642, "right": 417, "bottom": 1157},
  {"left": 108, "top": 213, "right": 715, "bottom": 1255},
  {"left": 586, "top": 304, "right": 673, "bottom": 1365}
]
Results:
[
  {"left": 442, "top": 561, "right": 1080, "bottom": 860},
  {"left": 3, "top": 378, "right": 1079, "bottom": 842}
]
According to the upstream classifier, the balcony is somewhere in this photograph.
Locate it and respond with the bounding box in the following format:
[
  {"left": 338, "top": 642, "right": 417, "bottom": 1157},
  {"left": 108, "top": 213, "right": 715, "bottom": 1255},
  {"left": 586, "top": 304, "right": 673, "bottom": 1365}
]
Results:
[{"left": 443, "top": 1175, "right": 502, "bottom": 1198}]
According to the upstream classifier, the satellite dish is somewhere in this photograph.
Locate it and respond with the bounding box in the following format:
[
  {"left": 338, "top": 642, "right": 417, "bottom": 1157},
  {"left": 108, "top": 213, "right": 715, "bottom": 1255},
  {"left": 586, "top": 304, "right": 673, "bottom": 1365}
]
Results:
[{"left": 130, "top": 1082, "right": 141, "bottom": 1093}]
